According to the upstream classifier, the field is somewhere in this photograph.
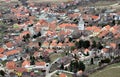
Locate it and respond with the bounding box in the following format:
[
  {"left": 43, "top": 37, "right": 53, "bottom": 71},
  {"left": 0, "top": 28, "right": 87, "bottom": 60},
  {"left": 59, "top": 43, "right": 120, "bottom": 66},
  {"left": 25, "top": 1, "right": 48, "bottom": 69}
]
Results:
[{"left": 90, "top": 63, "right": 120, "bottom": 77}]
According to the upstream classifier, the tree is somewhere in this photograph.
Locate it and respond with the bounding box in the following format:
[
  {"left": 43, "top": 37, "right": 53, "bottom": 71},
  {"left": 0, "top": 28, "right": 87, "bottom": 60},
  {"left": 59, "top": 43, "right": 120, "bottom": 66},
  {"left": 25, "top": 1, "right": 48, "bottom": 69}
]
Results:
[
  {"left": 92, "top": 41, "right": 96, "bottom": 48},
  {"left": 60, "top": 63, "right": 64, "bottom": 70},
  {"left": 0, "top": 70, "right": 5, "bottom": 76},
  {"left": 70, "top": 60, "right": 79, "bottom": 73},
  {"left": 97, "top": 42, "right": 103, "bottom": 50},
  {"left": 90, "top": 58, "right": 94, "bottom": 65},
  {"left": 31, "top": 60, "right": 35, "bottom": 65},
  {"left": 78, "top": 61, "right": 85, "bottom": 71},
  {"left": 75, "top": 41, "right": 80, "bottom": 49},
  {"left": 33, "top": 35, "right": 37, "bottom": 38},
  {"left": 78, "top": 40, "right": 84, "bottom": 48},
  {"left": 38, "top": 42, "right": 41, "bottom": 47},
  {"left": 26, "top": 34, "right": 30, "bottom": 39},
  {"left": 69, "top": 37, "right": 73, "bottom": 42},
  {"left": 83, "top": 40, "right": 90, "bottom": 48},
  {"left": 37, "top": 32, "right": 41, "bottom": 37}
]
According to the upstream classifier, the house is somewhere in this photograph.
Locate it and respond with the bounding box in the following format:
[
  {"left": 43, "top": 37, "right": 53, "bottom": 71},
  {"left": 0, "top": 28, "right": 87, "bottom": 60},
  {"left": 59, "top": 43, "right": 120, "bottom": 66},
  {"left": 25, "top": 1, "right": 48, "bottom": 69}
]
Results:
[
  {"left": 57, "top": 42, "right": 64, "bottom": 48},
  {"left": 34, "top": 51, "right": 40, "bottom": 58},
  {"left": 4, "top": 50, "right": 20, "bottom": 57},
  {"left": 50, "top": 42, "right": 57, "bottom": 49},
  {"left": 0, "top": 54, "right": 7, "bottom": 61},
  {"left": 24, "top": 61, "right": 49, "bottom": 70},
  {"left": 41, "top": 41, "right": 49, "bottom": 48},
  {"left": 0, "top": 47, "right": 4, "bottom": 53},
  {"left": 6, "top": 61, "right": 16, "bottom": 70},
  {"left": 3, "top": 42, "right": 14, "bottom": 50},
  {"left": 101, "top": 48, "right": 110, "bottom": 58},
  {"left": 22, "top": 60, "right": 30, "bottom": 68}
]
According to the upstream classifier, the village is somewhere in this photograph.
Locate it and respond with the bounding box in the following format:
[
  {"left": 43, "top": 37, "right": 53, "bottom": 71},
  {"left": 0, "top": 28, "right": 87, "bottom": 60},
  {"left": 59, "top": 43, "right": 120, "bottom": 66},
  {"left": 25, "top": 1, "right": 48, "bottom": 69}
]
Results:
[{"left": 0, "top": 0, "right": 120, "bottom": 77}]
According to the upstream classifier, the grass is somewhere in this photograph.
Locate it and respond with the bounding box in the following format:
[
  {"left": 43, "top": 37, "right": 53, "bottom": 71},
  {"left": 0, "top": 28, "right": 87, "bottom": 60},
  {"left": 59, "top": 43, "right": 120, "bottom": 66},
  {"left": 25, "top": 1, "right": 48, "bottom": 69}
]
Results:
[
  {"left": 86, "top": 64, "right": 98, "bottom": 71},
  {"left": 90, "top": 62, "right": 120, "bottom": 77},
  {"left": 49, "top": 52, "right": 66, "bottom": 63},
  {"left": 49, "top": 53, "right": 62, "bottom": 63}
]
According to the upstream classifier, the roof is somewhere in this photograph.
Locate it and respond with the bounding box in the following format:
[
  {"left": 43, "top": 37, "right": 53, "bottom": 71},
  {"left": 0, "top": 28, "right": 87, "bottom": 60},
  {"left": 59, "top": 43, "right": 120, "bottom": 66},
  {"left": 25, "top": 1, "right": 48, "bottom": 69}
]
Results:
[
  {"left": 102, "top": 48, "right": 109, "bottom": 53},
  {"left": 59, "top": 73, "right": 67, "bottom": 77},
  {"left": 39, "top": 19, "right": 48, "bottom": 26},
  {"left": 6, "top": 42, "right": 13, "bottom": 48},
  {"left": 50, "top": 42, "right": 57, "bottom": 47},
  {"left": 57, "top": 42, "right": 63, "bottom": 47},
  {"left": 110, "top": 43, "right": 116, "bottom": 49},
  {"left": 98, "top": 30, "right": 109, "bottom": 38},
  {"left": 15, "top": 67, "right": 27, "bottom": 73},
  {"left": 6, "top": 61, "right": 16, "bottom": 69},
  {"left": 59, "top": 23, "right": 77, "bottom": 28},
  {"left": 91, "top": 15, "right": 99, "bottom": 20},
  {"left": 35, "top": 61, "right": 46, "bottom": 66},
  {"left": 0, "top": 47, "right": 4, "bottom": 53},
  {"left": 42, "top": 41, "right": 49, "bottom": 47},
  {"left": 5, "top": 50, "right": 19, "bottom": 56},
  {"left": 34, "top": 52, "right": 40, "bottom": 57},
  {"left": 22, "top": 60, "right": 30, "bottom": 67},
  {"left": 84, "top": 49, "right": 89, "bottom": 52},
  {"left": 0, "top": 54, "right": 5, "bottom": 58},
  {"left": 20, "top": 31, "right": 30, "bottom": 38},
  {"left": 104, "top": 25, "right": 111, "bottom": 31},
  {"left": 68, "top": 42, "right": 75, "bottom": 47}
]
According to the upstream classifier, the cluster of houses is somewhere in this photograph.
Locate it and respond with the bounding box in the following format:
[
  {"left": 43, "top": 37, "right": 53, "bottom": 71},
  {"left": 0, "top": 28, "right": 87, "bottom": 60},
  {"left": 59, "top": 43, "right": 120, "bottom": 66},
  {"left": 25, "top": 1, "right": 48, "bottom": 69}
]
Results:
[{"left": 0, "top": 0, "right": 120, "bottom": 77}]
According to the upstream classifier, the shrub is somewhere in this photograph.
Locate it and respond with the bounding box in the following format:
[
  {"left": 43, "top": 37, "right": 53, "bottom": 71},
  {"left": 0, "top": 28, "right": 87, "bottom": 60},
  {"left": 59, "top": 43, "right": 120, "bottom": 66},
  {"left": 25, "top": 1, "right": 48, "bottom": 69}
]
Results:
[{"left": 101, "top": 58, "right": 111, "bottom": 63}]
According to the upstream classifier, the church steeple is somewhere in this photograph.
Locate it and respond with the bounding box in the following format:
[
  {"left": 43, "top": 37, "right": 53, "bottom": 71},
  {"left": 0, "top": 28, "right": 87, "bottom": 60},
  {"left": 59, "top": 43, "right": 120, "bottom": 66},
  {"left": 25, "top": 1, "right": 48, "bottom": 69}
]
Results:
[{"left": 78, "top": 17, "right": 85, "bottom": 30}]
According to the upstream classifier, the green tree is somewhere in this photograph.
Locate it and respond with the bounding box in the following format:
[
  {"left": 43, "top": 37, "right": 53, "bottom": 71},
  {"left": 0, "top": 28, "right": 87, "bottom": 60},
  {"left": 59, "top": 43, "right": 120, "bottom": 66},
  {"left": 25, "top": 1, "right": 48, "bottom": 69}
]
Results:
[
  {"left": 92, "top": 41, "right": 96, "bottom": 48},
  {"left": 60, "top": 63, "right": 64, "bottom": 70},
  {"left": 83, "top": 40, "right": 90, "bottom": 48},
  {"left": 97, "top": 42, "right": 103, "bottom": 50},
  {"left": 0, "top": 70, "right": 5, "bottom": 76},
  {"left": 90, "top": 58, "right": 94, "bottom": 65},
  {"left": 78, "top": 61, "right": 85, "bottom": 71}
]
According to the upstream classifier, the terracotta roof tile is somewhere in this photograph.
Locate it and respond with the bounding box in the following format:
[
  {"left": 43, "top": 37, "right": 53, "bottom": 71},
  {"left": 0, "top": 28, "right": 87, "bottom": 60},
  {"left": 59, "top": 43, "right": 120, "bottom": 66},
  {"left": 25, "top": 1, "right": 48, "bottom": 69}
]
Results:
[
  {"left": 0, "top": 47, "right": 4, "bottom": 53},
  {"left": 35, "top": 61, "right": 46, "bottom": 66},
  {"left": 110, "top": 43, "right": 116, "bottom": 49},
  {"left": 0, "top": 54, "right": 4, "bottom": 58},
  {"left": 22, "top": 60, "right": 30, "bottom": 67},
  {"left": 20, "top": 31, "right": 30, "bottom": 38},
  {"left": 6, "top": 61, "right": 16, "bottom": 69},
  {"left": 6, "top": 42, "right": 13, "bottom": 48},
  {"left": 5, "top": 50, "right": 19, "bottom": 56},
  {"left": 102, "top": 48, "right": 109, "bottom": 53},
  {"left": 15, "top": 67, "right": 27, "bottom": 73},
  {"left": 57, "top": 42, "right": 63, "bottom": 47},
  {"left": 91, "top": 15, "right": 99, "bottom": 20},
  {"left": 34, "top": 52, "right": 40, "bottom": 57}
]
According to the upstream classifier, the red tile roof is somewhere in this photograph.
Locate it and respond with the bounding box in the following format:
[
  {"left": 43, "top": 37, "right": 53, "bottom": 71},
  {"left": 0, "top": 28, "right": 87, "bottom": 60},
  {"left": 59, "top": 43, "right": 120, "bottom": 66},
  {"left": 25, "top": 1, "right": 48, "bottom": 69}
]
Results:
[
  {"left": 0, "top": 54, "right": 4, "bottom": 58},
  {"left": 91, "top": 15, "right": 99, "bottom": 20},
  {"left": 6, "top": 42, "right": 13, "bottom": 48},
  {"left": 35, "top": 61, "right": 46, "bottom": 66},
  {"left": 102, "top": 48, "right": 109, "bottom": 53},
  {"left": 5, "top": 50, "right": 19, "bottom": 56},
  {"left": 22, "top": 60, "right": 30, "bottom": 67},
  {"left": 6, "top": 61, "right": 16, "bottom": 69},
  {"left": 15, "top": 67, "right": 27, "bottom": 73},
  {"left": 20, "top": 31, "right": 30, "bottom": 38},
  {"left": 0, "top": 47, "right": 4, "bottom": 53},
  {"left": 110, "top": 43, "right": 116, "bottom": 49}
]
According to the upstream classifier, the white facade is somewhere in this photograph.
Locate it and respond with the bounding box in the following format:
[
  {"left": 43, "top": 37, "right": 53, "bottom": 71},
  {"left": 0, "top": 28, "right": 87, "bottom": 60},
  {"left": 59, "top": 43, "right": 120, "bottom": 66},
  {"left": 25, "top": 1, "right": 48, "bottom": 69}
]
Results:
[{"left": 78, "top": 17, "right": 85, "bottom": 30}]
